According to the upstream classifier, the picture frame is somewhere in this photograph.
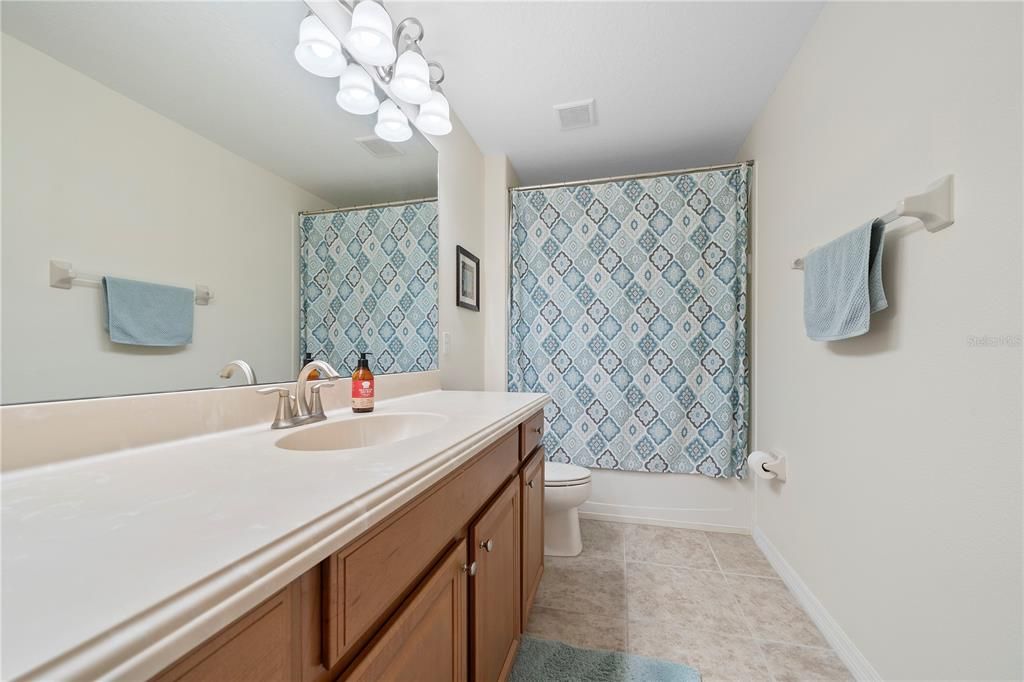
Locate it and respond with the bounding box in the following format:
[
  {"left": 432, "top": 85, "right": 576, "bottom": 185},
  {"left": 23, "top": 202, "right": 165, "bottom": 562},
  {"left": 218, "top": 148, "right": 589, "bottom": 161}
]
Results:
[{"left": 455, "top": 245, "right": 480, "bottom": 311}]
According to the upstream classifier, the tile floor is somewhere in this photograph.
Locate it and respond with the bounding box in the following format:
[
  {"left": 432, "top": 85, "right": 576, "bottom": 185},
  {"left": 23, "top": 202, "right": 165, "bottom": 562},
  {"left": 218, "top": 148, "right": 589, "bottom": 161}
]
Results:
[{"left": 526, "top": 520, "right": 852, "bottom": 681}]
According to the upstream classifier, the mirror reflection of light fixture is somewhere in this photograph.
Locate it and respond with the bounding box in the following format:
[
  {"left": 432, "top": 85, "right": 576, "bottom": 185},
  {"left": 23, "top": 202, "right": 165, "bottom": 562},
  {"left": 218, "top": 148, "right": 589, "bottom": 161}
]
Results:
[
  {"left": 345, "top": 0, "right": 397, "bottom": 66},
  {"left": 415, "top": 91, "right": 452, "bottom": 136},
  {"left": 375, "top": 100, "right": 412, "bottom": 142},
  {"left": 336, "top": 64, "right": 380, "bottom": 115},
  {"left": 294, "top": 14, "right": 346, "bottom": 77}
]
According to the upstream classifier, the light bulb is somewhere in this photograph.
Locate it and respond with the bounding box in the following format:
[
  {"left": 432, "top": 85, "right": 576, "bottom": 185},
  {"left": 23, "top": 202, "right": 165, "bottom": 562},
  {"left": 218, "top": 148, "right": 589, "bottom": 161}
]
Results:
[
  {"left": 294, "top": 14, "right": 345, "bottom": 78},
  {"left": 415, "top": 91, "right": 452, "bottom": 136},
  {"left": 336, "top": 65, "right": 380, "bottom": 115},
  {"left": 375, "top": 100, "right": 412, "bottom": 142},
  {"left": 345, "top": 1, "right": 396, "bottom": 66}
]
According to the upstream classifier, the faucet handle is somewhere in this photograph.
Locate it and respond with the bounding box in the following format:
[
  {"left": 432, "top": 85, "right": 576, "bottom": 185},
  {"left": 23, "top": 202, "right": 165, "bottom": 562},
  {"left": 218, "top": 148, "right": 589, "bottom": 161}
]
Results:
[
  {"left": 258, "top": 386, "right": 296, "bottom": 428},
  {"left": 308, "top": 382, "right": 336, "bottom": 418},
  {"left": 309, "top": 381, "right": 336, "bottom": 392}
]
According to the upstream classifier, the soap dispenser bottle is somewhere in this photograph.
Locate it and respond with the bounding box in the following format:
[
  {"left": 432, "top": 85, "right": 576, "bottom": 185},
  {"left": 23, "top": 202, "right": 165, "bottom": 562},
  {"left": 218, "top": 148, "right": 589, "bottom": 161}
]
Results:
[{"left": 351, "top": 352, "right": 374, "bottom": 413}]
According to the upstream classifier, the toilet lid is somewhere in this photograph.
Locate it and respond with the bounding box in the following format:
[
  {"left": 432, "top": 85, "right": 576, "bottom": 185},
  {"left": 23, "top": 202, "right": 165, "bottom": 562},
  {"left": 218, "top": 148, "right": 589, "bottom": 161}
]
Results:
[{"left": 545, "top": 461, "right": 591, "bottom": 487}]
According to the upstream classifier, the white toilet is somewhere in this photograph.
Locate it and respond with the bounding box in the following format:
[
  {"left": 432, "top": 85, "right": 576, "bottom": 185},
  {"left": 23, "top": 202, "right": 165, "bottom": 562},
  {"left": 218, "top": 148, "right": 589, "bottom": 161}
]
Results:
[{"left": 543, "top": 461, "right": 592, "bottom": 557}]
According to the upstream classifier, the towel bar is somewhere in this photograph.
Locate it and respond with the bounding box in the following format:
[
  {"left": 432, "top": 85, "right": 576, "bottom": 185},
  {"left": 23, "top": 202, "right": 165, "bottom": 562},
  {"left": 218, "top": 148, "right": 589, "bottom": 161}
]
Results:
[
  {"left": 48, "top": 259, "right": 213, "bottom": 305},
  {"left": 792, "top": 174, "right": 955, "bottom": 270}
]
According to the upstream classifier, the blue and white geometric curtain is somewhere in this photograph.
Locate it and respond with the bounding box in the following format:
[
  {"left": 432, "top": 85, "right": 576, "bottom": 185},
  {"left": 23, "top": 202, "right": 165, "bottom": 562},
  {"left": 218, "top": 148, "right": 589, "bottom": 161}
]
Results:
[
  {"left": 508, "top": 168, "right": 749, "bottom": 478},
  {"left": 299, "top": 200, "right": 438, "bottom": 374}
]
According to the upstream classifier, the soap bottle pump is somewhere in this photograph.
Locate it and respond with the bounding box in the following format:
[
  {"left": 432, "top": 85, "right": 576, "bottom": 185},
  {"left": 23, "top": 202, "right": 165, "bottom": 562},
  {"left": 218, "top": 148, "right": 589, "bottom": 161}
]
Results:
[{"left": 351, "top": 352, "right": 374, "bottom": 413}]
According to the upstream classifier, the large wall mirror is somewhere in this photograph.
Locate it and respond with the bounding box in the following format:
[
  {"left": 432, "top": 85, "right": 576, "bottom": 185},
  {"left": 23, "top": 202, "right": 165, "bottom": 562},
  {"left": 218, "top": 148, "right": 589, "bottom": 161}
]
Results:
[{"left": 1, "top": 1, "right": 439, "bottom": 405}]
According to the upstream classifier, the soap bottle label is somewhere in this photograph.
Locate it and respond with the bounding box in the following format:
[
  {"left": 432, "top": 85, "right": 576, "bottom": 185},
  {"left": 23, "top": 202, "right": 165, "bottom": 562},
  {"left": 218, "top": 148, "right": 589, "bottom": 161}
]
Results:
[{"left": 352, "top": 378, "right": 374, "bottom": 410}]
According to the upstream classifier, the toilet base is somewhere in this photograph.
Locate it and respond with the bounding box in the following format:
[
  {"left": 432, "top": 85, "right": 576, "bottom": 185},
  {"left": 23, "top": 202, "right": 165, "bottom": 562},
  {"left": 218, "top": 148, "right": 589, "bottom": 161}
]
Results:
[{"left": 544, "top": 505, "right": 583, "bottom": 557}]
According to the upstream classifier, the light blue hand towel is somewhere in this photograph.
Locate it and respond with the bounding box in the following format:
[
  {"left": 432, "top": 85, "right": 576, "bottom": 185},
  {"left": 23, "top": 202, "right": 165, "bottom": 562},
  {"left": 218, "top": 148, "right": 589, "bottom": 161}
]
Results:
[
  {"left": 103, "top": 276, "right": 194, "bottom": 346},
  {"left": 803, "top": 219, "right": 887, "bottom": 341}
]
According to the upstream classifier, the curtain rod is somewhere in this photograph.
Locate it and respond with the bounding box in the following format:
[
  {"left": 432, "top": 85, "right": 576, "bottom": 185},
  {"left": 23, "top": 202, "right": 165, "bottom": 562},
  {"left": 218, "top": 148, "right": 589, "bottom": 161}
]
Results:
[
  {"left": 299, "top": 195, "right": 437, "bottom": 217},
  {"left": 510, "top": 160, "right": 754, "bottom": 193}
]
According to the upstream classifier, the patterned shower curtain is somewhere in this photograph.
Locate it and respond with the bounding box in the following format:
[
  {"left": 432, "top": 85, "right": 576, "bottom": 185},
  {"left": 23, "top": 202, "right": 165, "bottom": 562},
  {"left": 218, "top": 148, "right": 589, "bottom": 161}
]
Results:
[
  {"left": 508, "top": 168, "right": 749, "bottom": 478},
  {"left": 300, "top": 200, "right": 438, "bottom": 374}
]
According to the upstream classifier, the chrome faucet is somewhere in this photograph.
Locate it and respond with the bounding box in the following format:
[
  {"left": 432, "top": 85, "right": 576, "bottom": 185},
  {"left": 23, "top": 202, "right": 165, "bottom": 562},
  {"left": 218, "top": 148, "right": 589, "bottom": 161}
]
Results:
[
  {"left": 258, "top": 360, "right": 342, "bottom": 430},
  {"left": 295, "top": 360, "right": 342, "bottom": 418}
]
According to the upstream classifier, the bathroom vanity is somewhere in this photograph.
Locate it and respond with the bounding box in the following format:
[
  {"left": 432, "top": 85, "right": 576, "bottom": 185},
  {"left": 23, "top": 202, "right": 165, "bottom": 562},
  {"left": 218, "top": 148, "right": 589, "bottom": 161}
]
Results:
[{"left": 1, "top": 391, "right": 548, "bottom": 682}]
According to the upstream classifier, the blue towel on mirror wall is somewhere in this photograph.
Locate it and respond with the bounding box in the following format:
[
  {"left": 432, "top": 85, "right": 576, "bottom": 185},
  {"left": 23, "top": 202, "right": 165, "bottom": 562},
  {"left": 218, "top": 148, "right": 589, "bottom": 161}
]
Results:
[
  {"left": 102, "top": 276, "right": 194, "bottom": 346},
  {"left": 803, "top": 219, "right": 887, "bottom": 341}
]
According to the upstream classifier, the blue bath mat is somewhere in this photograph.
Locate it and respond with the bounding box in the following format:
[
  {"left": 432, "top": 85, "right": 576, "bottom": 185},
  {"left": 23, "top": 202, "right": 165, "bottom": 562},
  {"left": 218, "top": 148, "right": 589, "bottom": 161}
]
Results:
[{"left": 510, "top": 636, "right": 701, "bottom": 682}]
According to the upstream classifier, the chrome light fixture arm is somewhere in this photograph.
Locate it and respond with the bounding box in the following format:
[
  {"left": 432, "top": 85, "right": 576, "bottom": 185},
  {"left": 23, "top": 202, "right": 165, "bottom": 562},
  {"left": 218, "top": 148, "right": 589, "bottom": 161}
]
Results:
[{"left": 375, "top": 16, "right": 425, "bottom": 84}]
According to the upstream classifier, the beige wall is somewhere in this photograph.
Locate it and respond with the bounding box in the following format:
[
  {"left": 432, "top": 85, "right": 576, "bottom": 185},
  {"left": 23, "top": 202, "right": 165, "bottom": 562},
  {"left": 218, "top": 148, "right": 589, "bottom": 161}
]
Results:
[
  {"left": 1, "top": 35, "right": 331, "bottom": 403},
  {"left": 483, "top": 154, "right": 518, "bottom": 392},
  {"left": 430, "top": 114, "right": 487, "bottom": 390},
  {"left": 739, "top": 2, "right": 1022, "bottom": 678}
]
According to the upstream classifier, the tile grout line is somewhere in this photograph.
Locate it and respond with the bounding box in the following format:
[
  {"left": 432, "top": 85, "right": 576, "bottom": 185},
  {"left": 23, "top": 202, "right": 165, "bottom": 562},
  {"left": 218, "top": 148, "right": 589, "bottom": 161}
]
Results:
[
  {"left": 622, "top": 524, "right": 630, "bottom": 651},
  {"left": 624, "top": 557, "right": 776, "bottom": 577},
  {"left": 703, "top": 530, "right": 726, "bottom": 575},
  {"left": 704, "top": 531, "right": 777, "bottom": 678},
  {"left": 722, "top": 568, "right": 777, "bottom": 681},
  {"left": 753, "top": 637, "right": 838, "bottom": 652}
]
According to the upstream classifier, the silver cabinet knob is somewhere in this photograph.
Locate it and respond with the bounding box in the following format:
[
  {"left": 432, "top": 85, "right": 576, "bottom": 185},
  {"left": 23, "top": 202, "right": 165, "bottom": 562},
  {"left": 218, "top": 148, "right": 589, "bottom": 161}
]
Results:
[
  {"left": 533, "top": 427, "right": 543, "bottom": 434},
  {"left": 480, "top": 539, "right": 494, "bottom": 552},
  {"left": 463, "top": 561, "right": 477, "bottom": 576}
]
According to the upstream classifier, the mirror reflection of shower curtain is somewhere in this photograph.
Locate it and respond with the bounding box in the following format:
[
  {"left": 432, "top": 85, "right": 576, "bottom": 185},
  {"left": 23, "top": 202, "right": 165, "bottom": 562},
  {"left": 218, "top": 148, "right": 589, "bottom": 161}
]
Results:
[
  {"left": 299, "top": 200, "right": 439, "bottom": 375},
  {"left": 508, "top": 167, "right": 749, "bottom": 478}
]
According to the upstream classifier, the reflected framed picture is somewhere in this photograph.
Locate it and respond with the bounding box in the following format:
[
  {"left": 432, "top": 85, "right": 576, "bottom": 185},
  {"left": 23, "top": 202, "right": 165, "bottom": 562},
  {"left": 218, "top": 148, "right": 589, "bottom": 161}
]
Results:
[{"left": 456, "top": 245, "right": 480, "bottom": 311}]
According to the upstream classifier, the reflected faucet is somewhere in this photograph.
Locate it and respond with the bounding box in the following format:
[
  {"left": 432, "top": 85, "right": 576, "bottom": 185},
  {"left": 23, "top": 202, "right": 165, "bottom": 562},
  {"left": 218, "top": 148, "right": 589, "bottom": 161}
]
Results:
[
  {"left": 295, "top": 360, "right": 342, "bottom": 418},
  {"left": 219, "top": 360, "right": 257, "bottom": 385}
]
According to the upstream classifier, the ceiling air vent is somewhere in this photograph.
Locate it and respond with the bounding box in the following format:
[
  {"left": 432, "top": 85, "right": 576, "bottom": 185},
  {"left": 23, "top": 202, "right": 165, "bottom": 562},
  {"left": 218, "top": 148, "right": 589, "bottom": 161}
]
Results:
[
  {"left": 355, "top": 135, "right": 405, "bottom": 158},
  {"left": 554, "top": 98, "right": 596, "bottom": 131}
]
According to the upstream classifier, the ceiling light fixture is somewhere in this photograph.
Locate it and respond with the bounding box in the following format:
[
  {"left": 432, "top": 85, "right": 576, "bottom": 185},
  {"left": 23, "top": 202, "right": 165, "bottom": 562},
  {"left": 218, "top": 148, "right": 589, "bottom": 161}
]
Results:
[
  {"left": 294, "top": 3, "right": 452, "bottom": 140},
  {"left": 294, "top": 14, "right": 346, "bottom": 78},
  {"left": 375, "top": 100, "right": 412, "bottom": 142},
  {"left": 415, "top": 90, "right": 452, "bottom": 136},
  {"left": 336, "top": 64, "right": 380, "bottom": 115},
  {"left": 344, "top": 0, "right": 396, "bottom": 66},
  {"left": 390, "top": 50, "right": 431, "bottom": 105}
]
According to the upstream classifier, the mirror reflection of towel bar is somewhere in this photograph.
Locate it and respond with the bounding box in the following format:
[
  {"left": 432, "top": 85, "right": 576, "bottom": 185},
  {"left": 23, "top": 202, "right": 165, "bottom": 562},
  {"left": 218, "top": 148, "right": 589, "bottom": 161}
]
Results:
[
  {"left": 48, "top": 259, "right": 213, "bottom": 305},
  {"left": 792, "top": 174, "right": 955, "bottom": 270}
]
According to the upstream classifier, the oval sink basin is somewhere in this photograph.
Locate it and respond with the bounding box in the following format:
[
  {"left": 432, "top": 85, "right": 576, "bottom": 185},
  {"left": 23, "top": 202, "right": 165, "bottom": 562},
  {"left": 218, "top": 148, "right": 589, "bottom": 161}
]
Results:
[{"left": 275, "top": 412, "right": 448, "bottom": 452}]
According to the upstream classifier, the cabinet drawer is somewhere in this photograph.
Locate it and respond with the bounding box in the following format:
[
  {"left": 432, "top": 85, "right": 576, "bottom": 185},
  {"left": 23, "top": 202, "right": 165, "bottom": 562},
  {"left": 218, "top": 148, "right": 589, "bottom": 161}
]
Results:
[
  {"left": 519, "top": 410, "right": 544, "bottom": 460},
  {"left": 325, "top": 428, "right": 519, "bottom": 667}
]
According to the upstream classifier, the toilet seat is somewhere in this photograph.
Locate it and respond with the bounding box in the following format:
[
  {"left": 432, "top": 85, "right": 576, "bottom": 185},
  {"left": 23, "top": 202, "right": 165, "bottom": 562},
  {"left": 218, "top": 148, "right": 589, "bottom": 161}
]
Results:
[{"left": 545, "top": 461, "right": 591, "bottom": 487}]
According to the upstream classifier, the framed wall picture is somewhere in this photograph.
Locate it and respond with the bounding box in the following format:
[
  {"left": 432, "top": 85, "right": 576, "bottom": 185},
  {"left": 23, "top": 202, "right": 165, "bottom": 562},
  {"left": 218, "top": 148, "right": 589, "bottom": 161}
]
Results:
[{"left": 456, "top": 245, "right": 480, "bottom": 311}]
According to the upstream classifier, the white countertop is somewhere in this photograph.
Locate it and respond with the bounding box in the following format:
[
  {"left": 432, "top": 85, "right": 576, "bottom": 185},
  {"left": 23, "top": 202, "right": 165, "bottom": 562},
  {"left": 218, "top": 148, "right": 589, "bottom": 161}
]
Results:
[{"left": 1, "top": 389, "right": 548, "bottom": 681}]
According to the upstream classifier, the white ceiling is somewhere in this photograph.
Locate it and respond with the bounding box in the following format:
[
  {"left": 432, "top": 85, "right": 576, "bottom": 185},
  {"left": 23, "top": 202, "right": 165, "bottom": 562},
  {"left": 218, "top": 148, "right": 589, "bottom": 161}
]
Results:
[
  {"left": 389, "top": 1, "right": 823, "bottom": 185},
  {"left": 2, "top": 1, "right": 438, "bottom": 207}
]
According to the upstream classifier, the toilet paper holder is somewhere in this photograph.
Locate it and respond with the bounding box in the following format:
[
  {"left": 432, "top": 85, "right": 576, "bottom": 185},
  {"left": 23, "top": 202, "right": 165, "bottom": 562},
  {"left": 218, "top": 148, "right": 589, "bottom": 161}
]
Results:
[{"left": 748, "top": 450, "right": 787, "bottom": 481}]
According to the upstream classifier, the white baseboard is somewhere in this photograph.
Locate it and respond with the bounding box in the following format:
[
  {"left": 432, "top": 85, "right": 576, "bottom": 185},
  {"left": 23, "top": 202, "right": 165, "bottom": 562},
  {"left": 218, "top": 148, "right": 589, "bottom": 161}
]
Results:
[
  {"left": 578, "top": 508, "right": 749, "bottom": 534},
  {"left": 752, "top": 527, "right": 881, "bottom": 681}
]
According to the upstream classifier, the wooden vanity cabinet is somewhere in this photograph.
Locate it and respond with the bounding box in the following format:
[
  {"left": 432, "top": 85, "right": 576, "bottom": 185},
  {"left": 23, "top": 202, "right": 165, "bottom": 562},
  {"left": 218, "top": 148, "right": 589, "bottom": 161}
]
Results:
[
  {"left": 154, "top": 584, "right": 301, "bottom": 682},
  {"left": 520, "top": 448, "right": 544, "bottom": 632},
  {"left": 469, "top": 478, "right": 521, "bottom": 682},
  {"left": 156, "top": 410, "right": 546, "bottom": 682},
  {"left": 343, "top": 540, "right": 468, "bottom": 682}
]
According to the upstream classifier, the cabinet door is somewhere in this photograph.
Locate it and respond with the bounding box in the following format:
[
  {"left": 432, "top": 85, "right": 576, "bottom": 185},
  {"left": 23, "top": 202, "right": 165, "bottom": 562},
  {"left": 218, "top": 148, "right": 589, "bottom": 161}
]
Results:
[
  {"left": 342, "top": 540, "right": 468, "bottom": 682},
  {"left": 470, "top": 478, "right": 521, "bottom": 682},
  {"left": 520, "top": 449, "right": 544, "bottom": 632}
]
